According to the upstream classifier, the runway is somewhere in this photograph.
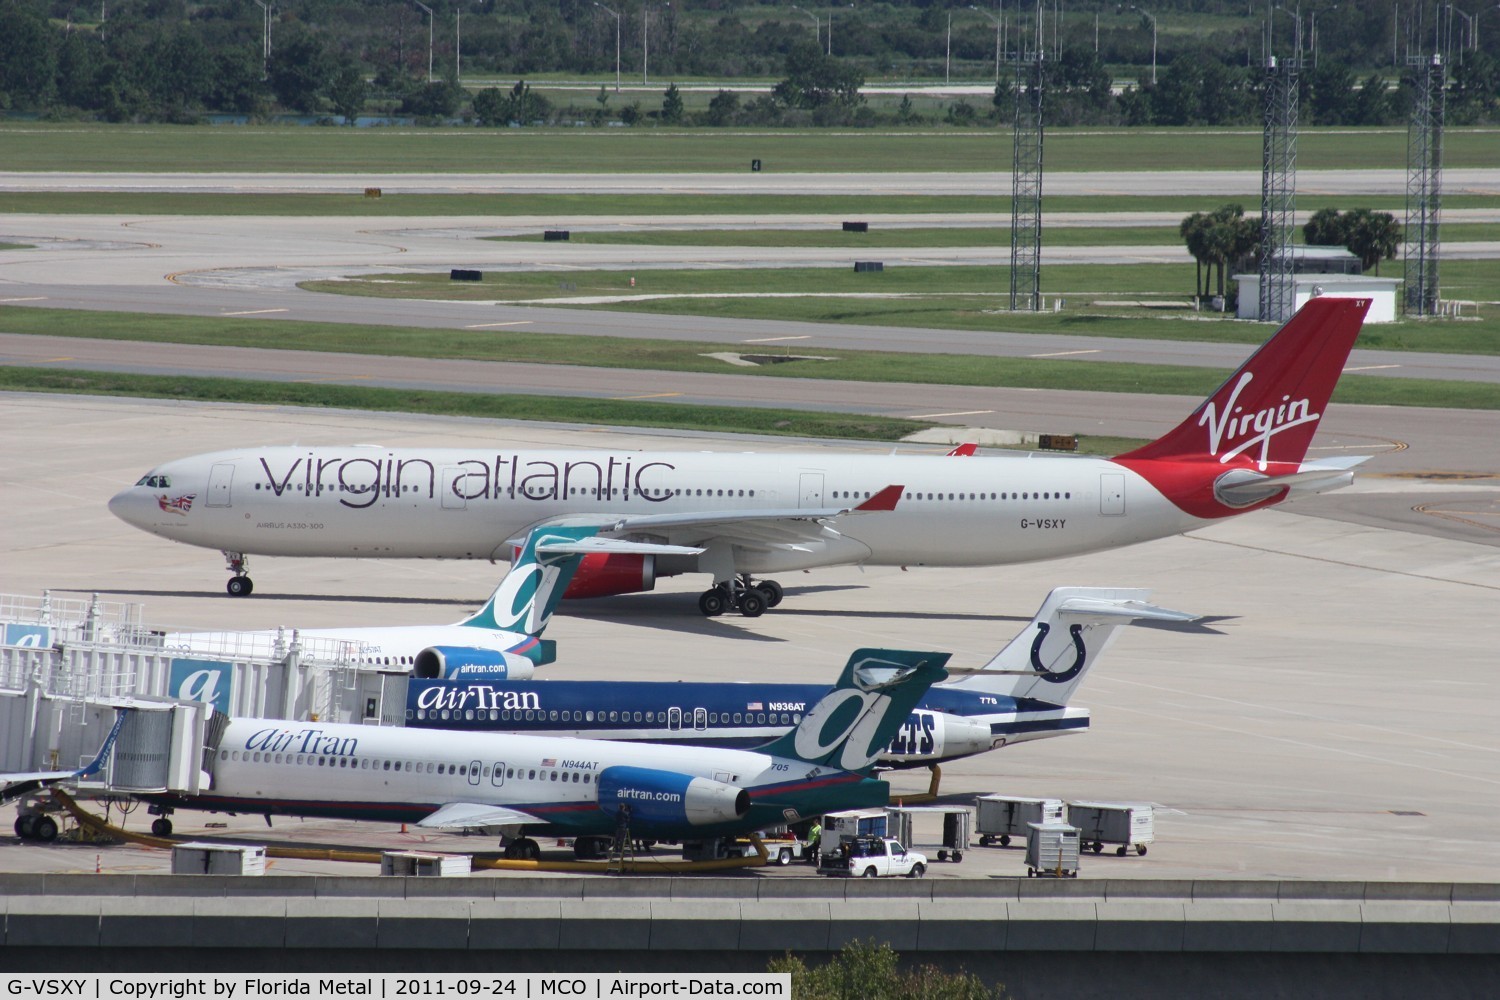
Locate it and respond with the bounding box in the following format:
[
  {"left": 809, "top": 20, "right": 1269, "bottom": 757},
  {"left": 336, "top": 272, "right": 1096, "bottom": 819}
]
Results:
[
  {"left": 3, "top": 167, "right": 1500, "bottom": 196},
  {"left": 3, "top": 394, "right": 1498, "bottom": 882}
]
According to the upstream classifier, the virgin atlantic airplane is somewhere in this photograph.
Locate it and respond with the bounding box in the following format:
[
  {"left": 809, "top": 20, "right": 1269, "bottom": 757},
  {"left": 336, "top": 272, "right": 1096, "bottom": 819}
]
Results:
[{"left": 109, "top": 297, "right": 1372, "bottom": 616}]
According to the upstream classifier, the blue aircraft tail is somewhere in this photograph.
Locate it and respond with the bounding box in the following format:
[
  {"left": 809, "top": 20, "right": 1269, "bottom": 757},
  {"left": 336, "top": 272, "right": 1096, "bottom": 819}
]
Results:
[{"left": 758, "top": 648, "right": 949, "bottom": 774}]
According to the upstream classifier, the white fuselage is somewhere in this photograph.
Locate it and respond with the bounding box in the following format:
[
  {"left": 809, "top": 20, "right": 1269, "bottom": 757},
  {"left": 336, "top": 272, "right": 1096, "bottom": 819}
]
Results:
[{"left": 110, "top": 446, "right": 1196, "bottom": 573}]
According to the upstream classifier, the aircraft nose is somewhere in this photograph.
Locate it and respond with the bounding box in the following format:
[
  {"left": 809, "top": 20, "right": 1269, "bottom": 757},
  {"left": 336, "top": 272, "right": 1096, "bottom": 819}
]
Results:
[{"left": 108, "top": 487, "right": 146, "bottom": 525}]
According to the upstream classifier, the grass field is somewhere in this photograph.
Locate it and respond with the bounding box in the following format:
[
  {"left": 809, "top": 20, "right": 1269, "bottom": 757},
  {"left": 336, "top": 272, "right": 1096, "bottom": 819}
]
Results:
[
  {"left": 3, "top": 123, "right": 1497, "bottom": 173},
  {"left": 6, "top": 305, "right": 1497, "bottom": 411},
  {"left": 0, "top": 366, "right": 936, "bottom": 443},
  {"left": 3, "top": 191, "right": 1496, "bottom": 217},
  {"left": 300, "top": 259, "right": 1500, "bottom": 346},
  {"left": 490, "top": 223, "right": 1500, "bottom": 248}
]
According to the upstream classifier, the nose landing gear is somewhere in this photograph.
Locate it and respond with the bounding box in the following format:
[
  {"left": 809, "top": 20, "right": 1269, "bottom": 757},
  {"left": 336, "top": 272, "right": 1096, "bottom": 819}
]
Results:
[
  {"left": 697, "top": 575, "right": 784, "bottom": 618},
  {"left": 223, "top": 551, "right": 253, "bottom": 597}
]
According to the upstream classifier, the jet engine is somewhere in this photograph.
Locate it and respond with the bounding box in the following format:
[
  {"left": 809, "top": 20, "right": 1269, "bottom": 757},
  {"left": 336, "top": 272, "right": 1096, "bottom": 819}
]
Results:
[
  {"left": 596, "top": 766, "right": 749, "bottom": 828},
  {"left": 559, "top": 552, "right": 659, "bottom": 600},
  {"left": 412, "top": 646, "right": 537, "bottom": 681},
  {"left": 879, "top": 711, "right": 994, "bottom": 767}
]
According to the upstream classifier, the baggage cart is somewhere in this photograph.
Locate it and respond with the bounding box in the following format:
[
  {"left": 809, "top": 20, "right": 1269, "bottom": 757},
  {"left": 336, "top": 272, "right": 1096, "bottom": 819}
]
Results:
[
  {"left": 1025, "top": 822, "right": 1080, "bottom": 878},
  {"left": 889, "top": 805, "right": 973, "bottom": 862},
  {"left": 975, "top": 795, "right": 1064, "bottom": 847},
  {"left": 171, "top": 842, "right": 266, "bottom": 876},
  {"left": 822, "top": 808, "right": 889, "bottom": 853},
  {"left": 380, "top": 851, "right": 471, "bottom": 877},
  {"left": 1066, "top": 801, "right": 1154, "bottom": 856}
]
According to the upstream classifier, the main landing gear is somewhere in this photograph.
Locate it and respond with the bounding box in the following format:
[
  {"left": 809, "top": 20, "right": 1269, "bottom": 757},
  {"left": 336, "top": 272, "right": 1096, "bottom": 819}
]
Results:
[
  {"left": 697, "top": 575, "right": 784, "bottom": 618},
  {"left": 223, "top": 551, "right": 253, "bottom": 597}
]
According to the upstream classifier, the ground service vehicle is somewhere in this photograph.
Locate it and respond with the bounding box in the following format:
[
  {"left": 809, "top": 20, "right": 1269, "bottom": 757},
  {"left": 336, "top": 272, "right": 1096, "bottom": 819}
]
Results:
[{"left": 821, "top": 836, "right": 927, "bottom": 878}]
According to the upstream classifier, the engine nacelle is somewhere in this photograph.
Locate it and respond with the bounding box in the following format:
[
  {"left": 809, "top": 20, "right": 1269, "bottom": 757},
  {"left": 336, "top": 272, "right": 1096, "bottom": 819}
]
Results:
[
  {"left": 560, "top": 552, "right": 657, "bottom": 600},
  {"left": 596, "top": 766, "right": 749, "bottom": 829},
  {"left": 412, "top": 646, "right": 536, "bottom": 681},
  {"left": 879, "top": 711, "right": 994, "bottom": 766}
]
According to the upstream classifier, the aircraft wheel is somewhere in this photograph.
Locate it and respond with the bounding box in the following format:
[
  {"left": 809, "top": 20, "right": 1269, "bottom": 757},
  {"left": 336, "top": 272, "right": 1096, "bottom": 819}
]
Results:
[
  {"left": 907, "top": 863, "right": 925, "bottom": 879},
  {"left": 738, "top": 591, "right": 766, "bottom": 618},
  {"left": 227, "top": 576, "right": 253, "bottom": 597},
  {"left": 503, "top": 841, "right": 524, "bottom": 859},
  {"left": 519, "top": 838, "right": 541, "bottom": 861},
  {"left": 757, "top": 580, "right": 784, "bottom": 608},
  {"left": 698, "top": 589, "right": 727, "bottom": 617},
  {"left": 573, "top": 837, "right": 606, "bottom": 861},
  {"left": 152, "top": 817, "right": 173, "bottom": 837},
  {"left": 33, "top": 816, "right": 58, "bottom": 842},
  {"left": 15, "top": 814, "right": 37, "bottom": 839}
]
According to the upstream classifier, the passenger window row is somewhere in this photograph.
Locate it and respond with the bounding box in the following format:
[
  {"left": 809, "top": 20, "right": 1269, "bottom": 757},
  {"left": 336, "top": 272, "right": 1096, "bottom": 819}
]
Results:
[
  {"left": 219, "top": 748, "right": 595, "bottom": 786},
  {"left": 408, "top": 707, "right": 801, "bottom": 726}
]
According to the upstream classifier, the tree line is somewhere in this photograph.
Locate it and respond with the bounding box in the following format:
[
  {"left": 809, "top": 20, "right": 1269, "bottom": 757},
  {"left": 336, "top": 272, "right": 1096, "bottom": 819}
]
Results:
[{"left": 0, "top": 0, "right": 1496, "bottom": 125}]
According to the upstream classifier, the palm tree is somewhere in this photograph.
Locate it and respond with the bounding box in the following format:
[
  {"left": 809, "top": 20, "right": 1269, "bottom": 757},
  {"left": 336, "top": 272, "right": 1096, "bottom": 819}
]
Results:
[
  {"left": 1343, "top": 209, "right": 1403, "bottom": 274},
  {"left": 1179, "top": 212, "right": 1210, "bottom": 301}
]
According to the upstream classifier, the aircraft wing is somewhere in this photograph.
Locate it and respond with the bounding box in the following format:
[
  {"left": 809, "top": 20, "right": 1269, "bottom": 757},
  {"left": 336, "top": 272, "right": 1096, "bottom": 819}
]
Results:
[
  {"left": 1, "top": 710, "right": 128, "bottom": 803},
  {"left": 2, "top": 770, "right": 80, "bottom": 804},
  {"left": 533, "top": 536, "right": 704, "bottom": 558},
  {"left": 516, "top": 485, "right": 903, "bottom": 554},
  {"left": 417, "top": 801, "right": 546, "bottom": 829}
]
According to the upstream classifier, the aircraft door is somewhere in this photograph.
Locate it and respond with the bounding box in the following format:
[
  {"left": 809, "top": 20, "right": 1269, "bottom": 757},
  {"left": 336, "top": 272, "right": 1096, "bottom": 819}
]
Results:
[
  {"left": 468, "top": 759, "right": 482, "bottom": 786},
  {"left": 693, "top": 708, "right": 707, "bottom": 731},
  {"left": 1100, "top": 473, "right": 1126, "bottom": 516},
  {"left": 668, "top": 707, "right": 682, "bottom": 731},
  {"left": 799, "top": 473, "right": 825, "bottom": 508},
  {"left": 491, "top": 762, "right": 506, "bottom": 787},
  {"left": 206, "top": 463, "right": 235, "bottom": 508},
  {"left": 441, "top": 467, "right": 467, "bottom": 510}
]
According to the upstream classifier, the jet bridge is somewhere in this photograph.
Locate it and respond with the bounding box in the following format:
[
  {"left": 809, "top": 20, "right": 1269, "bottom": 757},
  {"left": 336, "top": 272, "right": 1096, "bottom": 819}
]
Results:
[{"left": 98, "top": 700, "right": 222, "bottom": 798}]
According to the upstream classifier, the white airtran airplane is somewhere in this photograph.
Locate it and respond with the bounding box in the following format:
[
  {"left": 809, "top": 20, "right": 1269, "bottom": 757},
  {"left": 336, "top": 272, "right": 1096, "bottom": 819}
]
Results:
[
  {"left": 156, "top": 525, "right": 699, "bottom": 677},
  {"left": 108, "top": 297, "right": 1372, "bottom": 616},
  {"left": 36, "top": 649, "right": 950, "bottom": 860}
]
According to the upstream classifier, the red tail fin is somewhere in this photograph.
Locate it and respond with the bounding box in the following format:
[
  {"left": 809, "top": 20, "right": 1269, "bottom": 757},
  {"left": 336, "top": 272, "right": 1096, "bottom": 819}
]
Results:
[{"left": 1115, "top": 296, "right": 1370, "bottom": 468}]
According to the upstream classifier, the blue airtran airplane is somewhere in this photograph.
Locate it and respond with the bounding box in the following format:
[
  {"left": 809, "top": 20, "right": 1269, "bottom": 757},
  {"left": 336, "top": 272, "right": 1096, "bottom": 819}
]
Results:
[{"left": 402, "top": 586, "right": 1199, "bottom": 770}]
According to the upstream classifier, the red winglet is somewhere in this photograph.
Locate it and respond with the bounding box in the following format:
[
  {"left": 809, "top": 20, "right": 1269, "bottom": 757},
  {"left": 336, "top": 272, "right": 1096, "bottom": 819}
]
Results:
[
  {"left": 946, "top": 443, "right": 978, "bottom": 457},
  {"left": 855, "top": 484, "right": 904, "bottom": 512}
]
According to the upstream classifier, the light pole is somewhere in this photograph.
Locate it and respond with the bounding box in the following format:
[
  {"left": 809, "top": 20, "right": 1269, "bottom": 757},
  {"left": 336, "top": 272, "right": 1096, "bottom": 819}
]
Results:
[
  {"left": 413, "top": 0, "right": 434, "bottom": 82},
  {"left": 946, "top": 11, "right": 951, "bottom": 84},
  {"left": 1309, "top": 5, "right": 1338, "bottom": 67},
  {"left": 456, "top": 9, "right": 461, "bottom": 82},
  {"left": 595, "top": 2, "right": 621, "bottom": 93},
  {"left": 1449, "top": 5, "right": 1474, "bottom": 60},
  {"left": 1131, "top": 6, "right": 1157, "bottom": 85},
  {"left": 970, "top": 5, "right": 1003, "bottom": 83},
  {"left": 252, "top": 0, "right": 272, "bottom": 78},
  {"left": 790, "top": 4, "right": 819, "bottom": 48}
]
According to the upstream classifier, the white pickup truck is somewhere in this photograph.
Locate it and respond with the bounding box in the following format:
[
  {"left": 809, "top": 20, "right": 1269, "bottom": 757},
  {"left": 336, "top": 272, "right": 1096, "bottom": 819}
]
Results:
[{"left": 820, "top": 836, "right": 928, "bottom": 878}]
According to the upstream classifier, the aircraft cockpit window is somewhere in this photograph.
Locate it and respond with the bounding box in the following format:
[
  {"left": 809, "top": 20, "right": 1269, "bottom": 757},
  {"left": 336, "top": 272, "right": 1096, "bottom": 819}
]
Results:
[{"left": 136, "top": 474, "right": 173, "bottom": 488}]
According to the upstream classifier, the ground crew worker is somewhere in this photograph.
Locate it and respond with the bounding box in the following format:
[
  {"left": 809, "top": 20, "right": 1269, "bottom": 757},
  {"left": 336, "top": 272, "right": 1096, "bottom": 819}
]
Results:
[{"left": 808, "top": 819, "right": 823, "bottom": 865}]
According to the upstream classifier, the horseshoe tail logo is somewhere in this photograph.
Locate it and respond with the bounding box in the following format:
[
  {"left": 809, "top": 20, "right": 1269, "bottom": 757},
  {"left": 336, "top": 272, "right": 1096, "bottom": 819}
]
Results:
[{"left": 1029, "top": 622, "right": 1087, "bottom": 683}]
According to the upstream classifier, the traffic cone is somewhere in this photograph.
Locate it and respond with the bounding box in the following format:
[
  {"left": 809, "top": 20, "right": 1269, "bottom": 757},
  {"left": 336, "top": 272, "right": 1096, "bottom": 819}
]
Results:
[{"left": 95, "top": 854, "right": 101, "bottom": 874}]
